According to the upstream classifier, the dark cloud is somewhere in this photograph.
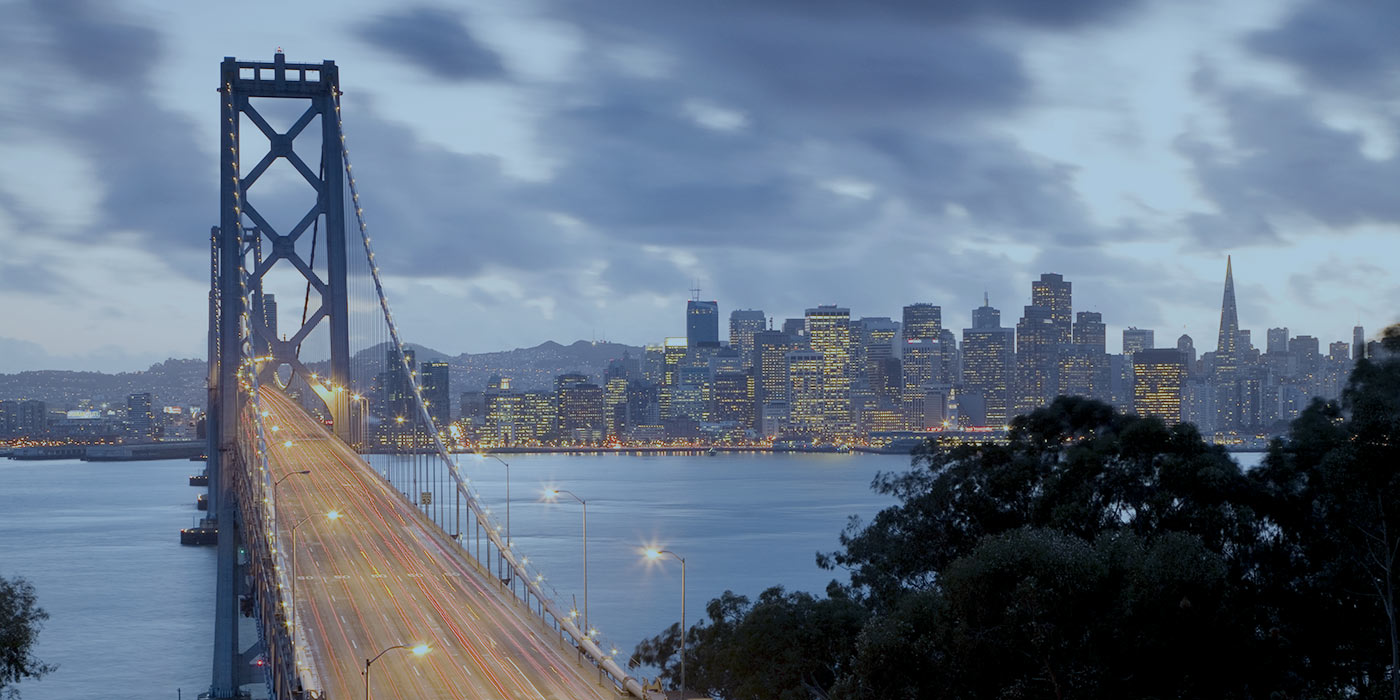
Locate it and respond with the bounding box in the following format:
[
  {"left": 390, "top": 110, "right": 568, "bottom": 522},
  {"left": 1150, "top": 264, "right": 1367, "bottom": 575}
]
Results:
[
  {"left": 1179, "top": 84, "right": 1400, "bottom": 244},
  {"left": 0, "top": 0, "right": 210, "bottom": 270},
  {"left": 1250, "top": 1, "right": 1400, "bottom": 92},
  {"left": 337, "top": 96, "right": 574, "bottom": 278},
  {"left": 355, "top": 7, "right": 506, "bottom": 81}
]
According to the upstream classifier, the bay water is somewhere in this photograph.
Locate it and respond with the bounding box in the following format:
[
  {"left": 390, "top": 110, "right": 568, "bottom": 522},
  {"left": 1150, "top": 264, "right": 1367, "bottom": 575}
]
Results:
[{"left": 0, "top": 450, "right": 1266, "bottom": 697}]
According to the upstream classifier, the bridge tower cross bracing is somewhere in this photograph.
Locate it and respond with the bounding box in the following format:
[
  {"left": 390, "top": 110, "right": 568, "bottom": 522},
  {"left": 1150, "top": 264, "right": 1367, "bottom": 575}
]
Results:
[{"left": 210, "top": 52, "right": 350, "bottom": 699}]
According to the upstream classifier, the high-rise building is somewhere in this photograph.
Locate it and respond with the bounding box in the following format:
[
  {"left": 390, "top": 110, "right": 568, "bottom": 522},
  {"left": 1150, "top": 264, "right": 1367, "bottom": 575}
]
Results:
[
  {"left": 1032, "top": 274, "right": 1072, "bottom": 344},
  {"left": 1266, "top": 328, "right": 1289, "bottom": 355},
  {"left": 1072, "top": 312, "right": 1106, "bottom": 353},
  {"left": 1133, "top": 349, "right": 1187, "bottom": 423},
  {"left": 713, "top": 370, "right": 755, "bottom": 430},
  {"left": 962, "top": 300, "right": 1014, "bottom": 426},
  {"left": 687, "top": 300, "right": 720, "bottom": 349},
  {"left": 752, "top": 330, "right": 796, "bottom": 433},
  {"left": 856, "top": 318, "right": 899, "bottom": 401},
  {"left": 786, "top": 349, "right": 824, "bottom": 436},
  {"left": 806, "top": 305, "right": 853, "bottom": 439},
  {"left": 558, "top": 381, "right": 605, "bottom": 444},
  {"left": 1354, "top": 326, "right": 1366, "bottom": 360},
  {"left": 971, "top": 293, "right": 1000, "bottom": 330},
  {"left": 729, "top": 310, "right": 766, "bottom": 366},
  {"left": 902, "top": 304, "right": 941, "bottom": 343},
  {"left": 660, "top": 337, "right": 687, "bottom": 419},
  {"left": 781, "top": 318, "right": 807, "bottom": 337},
  {"left": 1213, "top": 256, "right": 1242, "bottom": 432},
  {"left": 1015, "top": 304, "right": 1058, "bottom": 414},
  {"left": 938, "top": 329, "right": 959, "bottom": 385},
  {"left": 420, "top": 361, "right": 450, "bottom": 428},
  {"left": 1177, "top": 334, "right": 1197, "bottom": 368},
  {"left": 127, "top": 392, "right": 155, "bottom": 442},
  {"left": 1122, "top": 327, "right": 1154, "bottom": 355}
]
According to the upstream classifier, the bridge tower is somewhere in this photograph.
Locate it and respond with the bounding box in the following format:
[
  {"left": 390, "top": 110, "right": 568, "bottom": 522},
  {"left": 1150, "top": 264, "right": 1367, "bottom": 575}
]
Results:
[{"left": 209, "top": 52, "right": 350, "bottom": 699}]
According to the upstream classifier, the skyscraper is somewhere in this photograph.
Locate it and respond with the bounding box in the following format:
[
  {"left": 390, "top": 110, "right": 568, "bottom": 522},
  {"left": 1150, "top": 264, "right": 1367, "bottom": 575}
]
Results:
[
  {"left": 1266, "top": 327, "right": 1289, "bottom": 355},
  {"left": 806, "top": 305, "right": 853, "bottom": 439},
  {"left": 729, "top": 309, "right": 766, "bottom": 366},
  {"left": 1213, "top": 256, "right": 1242, "bottom": 432},
  {"left": 752, "top": 329, "right": 796, "bottom": 433},
  {"left": 902, "top": 304, "right": 941, "bottom": 343},
  {"left": 1015, "top": 304, "right": 1058, "bottom": 414},
  {"left": 127, "top": 392, "right": 155, "bottom": 442},
  {"left": 1032, "top": 273, "right": 1072, "bottom": 344},
  {"left": 962, "top": 298, "right": 1014, "bottom": 426},
  {"left": 1133, "top": 349, "right": 1187, "bottom": 423},
  {"left": 786, "top": 349, "right": 824, "bottom": 436},
  {"left": 1122, "top": 327, "right": 1155, "bottom": 355},
  {"left": 687, "top": 300, "right": 720, "bottom": 349},
  {"left": 420, "top": 361, "right": 451, "bottom": 428},
  {"left": 1072, "top": 312, "right": 1106, "bottom": 353},
  {"left": 1354, "top": 325, "right": 1366, "bottom": 360},
  {"left": 971, "top": 293, "right": 1000, "bottom": 330}
]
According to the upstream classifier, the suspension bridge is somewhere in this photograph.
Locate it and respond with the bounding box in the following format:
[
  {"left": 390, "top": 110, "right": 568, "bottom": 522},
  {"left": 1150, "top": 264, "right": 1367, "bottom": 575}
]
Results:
[{"left": 204, "top": 52, "right": 649, "bottom": 699}]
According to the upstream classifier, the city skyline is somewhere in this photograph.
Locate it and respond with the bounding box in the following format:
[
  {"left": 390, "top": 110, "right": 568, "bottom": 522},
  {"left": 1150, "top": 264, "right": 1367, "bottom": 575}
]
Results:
[{"left": 1, "top": 1, "right": 1397, "bottom": 374}]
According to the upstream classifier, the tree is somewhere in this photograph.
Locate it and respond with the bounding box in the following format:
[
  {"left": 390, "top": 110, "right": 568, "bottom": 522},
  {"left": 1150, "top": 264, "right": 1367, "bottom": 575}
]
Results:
[
  {"left": 0, "top": 575, "right": 54, "bottom": 696},
  {"left": 633, "top": 586, "right": 867, "bottom": 700},
  {"left": 1250, "top": 324, "right": 1400, "bottom": 699}
]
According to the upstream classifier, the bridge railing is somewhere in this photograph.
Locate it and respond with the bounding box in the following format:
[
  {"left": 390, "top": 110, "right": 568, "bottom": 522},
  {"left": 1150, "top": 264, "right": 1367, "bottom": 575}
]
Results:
[{"left": 331, "top": 91, "right": 647, "bottom": 698}]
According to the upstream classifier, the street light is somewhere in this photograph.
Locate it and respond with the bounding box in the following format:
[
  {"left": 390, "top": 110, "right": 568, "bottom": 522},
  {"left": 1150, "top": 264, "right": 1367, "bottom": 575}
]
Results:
[
  {"left": 289, "top": 509, "right": 341, "bottom": 651},
  {"left": 645, "top": 548, "right": 687, "bottom": 698},
  {"left": 474, "top": 453, "right": 511, "bottom": 547},
  {"left": 364, "top": 643, "right": 430, "bottom": 700},
  {"left": 546, "top": 488, "right": 588, "bottom": 638}
]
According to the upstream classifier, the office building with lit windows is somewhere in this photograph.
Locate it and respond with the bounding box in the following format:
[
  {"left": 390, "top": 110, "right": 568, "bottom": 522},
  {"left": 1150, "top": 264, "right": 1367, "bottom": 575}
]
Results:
[
  {"left": 1133, "top": 348, "right": 1187, "bottom": 423},
  {"left": 806, "top": 305, "right": 853, "bottom": 439}
]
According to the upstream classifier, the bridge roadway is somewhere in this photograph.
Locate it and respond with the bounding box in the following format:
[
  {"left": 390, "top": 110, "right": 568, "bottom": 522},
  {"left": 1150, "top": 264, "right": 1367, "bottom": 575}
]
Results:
[{"left": 261, "top": 389, "right": 619, "bottom": 699}]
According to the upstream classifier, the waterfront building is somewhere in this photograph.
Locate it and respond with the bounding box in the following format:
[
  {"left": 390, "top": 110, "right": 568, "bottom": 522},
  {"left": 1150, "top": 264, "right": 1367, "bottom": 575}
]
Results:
[
  {"left": 127, "top": 392, "right": 155, "bottom": 443},
  {"left": 785, "top": 349, "right": 825, "bottom": 437},
  {"left": 713, "top": 370, "right": 755, "bottom": 430},
  {"left": 806, "top": 305, "right": 854, "bottom": 439},
  {"left": 558, "top": 381, "right": 605, "bottom": 444},
  {"left": 1133, "top": 348, "right": 1187, "bottom": 423},
  {"left": 660, "top": 337, "right": 687, "bottom": 419},
  {"left": 752, "top": 329, "right": 796, "bottom": 433}
]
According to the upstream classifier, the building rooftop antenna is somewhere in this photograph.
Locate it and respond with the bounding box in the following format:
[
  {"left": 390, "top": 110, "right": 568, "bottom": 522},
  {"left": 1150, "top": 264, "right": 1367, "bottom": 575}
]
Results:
[{"left": 689, "top": 282, "right": 702, "bottom": 302}]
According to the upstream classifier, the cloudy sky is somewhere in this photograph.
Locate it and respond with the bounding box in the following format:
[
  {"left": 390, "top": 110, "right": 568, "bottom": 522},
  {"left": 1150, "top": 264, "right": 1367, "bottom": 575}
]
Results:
[{"left": 0, "top": 0, "right": 1396, "bottom": 372}]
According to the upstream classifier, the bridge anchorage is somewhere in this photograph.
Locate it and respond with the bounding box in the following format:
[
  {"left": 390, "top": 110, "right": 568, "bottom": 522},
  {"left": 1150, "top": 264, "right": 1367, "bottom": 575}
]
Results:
[{"left": 205, "top": 53, "right": 649, "bottom": 700}]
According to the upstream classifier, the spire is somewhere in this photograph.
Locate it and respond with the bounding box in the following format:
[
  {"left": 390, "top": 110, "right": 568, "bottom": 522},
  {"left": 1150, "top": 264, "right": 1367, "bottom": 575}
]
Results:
[{"left": 1216, "top": 255, "right": 1238, "bottom": 356}]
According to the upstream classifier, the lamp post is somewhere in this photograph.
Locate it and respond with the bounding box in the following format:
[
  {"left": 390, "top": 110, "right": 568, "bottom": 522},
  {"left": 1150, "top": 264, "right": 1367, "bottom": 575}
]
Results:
[
  {"left": 363, "top": 643, "right": 430, "bottom": 700},
  {"left": 289, "top": 510, "right": 340, "bottom": 651},
  {"left": 475, "top": 453, "right": 511, "bottom": 548},
  {"left": 547, "top": 488, "right": 588, "bottom": 639},
  {"left": 645, "top": 548, "right": 686, "bottom": 698},
  {"left": 272, "top": 470, "right": 311, "bottom": 522}
]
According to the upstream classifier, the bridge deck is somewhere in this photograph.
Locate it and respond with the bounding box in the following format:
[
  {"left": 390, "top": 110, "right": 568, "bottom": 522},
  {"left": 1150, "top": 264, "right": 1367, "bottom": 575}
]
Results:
[{"left": 263, "top": 389, "right": 617, "bottom": 699}]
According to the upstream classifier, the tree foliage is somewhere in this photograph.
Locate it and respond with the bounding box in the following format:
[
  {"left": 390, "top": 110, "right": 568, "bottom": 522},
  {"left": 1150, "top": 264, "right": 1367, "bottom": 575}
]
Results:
[
  {"left": 633, "top": 325, "right": 1400, "bottom": 699},
  {"left": 0, "top": 575, "right": 54, "bottom": 697}
]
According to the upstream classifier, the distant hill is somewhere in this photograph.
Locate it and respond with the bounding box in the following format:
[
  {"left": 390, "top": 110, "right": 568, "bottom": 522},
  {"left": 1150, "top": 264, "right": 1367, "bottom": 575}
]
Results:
[
  {"left": 0, "top": 341, "right": 645, "bottom": 409},
  {"left": 0, "top": 358, "right": 206, "bottom": 409},
  {"left": 447, "top": 340, "right": 645, "bottom": 391}
]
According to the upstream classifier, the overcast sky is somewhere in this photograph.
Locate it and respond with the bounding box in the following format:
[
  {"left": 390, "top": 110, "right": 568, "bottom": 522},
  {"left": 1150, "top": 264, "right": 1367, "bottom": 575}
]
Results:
[{"left": 0, "top": 0, "right": 1396, "bottom": 372}]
